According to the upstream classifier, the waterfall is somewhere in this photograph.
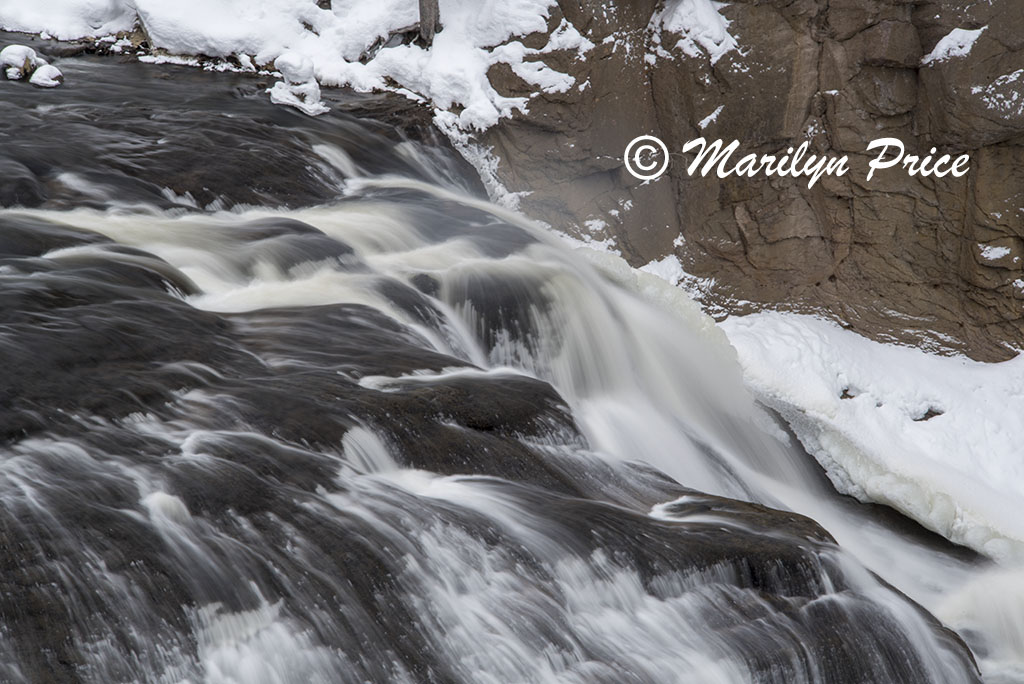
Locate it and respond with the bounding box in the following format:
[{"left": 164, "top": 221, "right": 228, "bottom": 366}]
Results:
[
  {"left": 0, "top": 168, "right": 986, "bottom": 682},
  {"left": 1, "top": 50, "right": 1014, "bottom": 682}
]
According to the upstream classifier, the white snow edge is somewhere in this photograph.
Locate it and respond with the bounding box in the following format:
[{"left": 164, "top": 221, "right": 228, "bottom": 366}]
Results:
[
  {"left": 635, "top": 250, "right": 1024, "bottom": 562},
  {"left": 922, "top": 27, "right": 986, "bottom": 66},
  {"left": 719, "top": 311, "right": 1024, "bottom": 562}
]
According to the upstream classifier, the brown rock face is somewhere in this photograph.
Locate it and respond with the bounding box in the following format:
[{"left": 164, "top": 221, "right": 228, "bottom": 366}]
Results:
[{"left": 482, "top": 0, "right": 1024, "bottom": 361}]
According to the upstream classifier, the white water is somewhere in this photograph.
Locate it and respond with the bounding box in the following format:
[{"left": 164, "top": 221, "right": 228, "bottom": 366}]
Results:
[{"left": 5, "top": 170, "right": 1014, "bottom": 681}]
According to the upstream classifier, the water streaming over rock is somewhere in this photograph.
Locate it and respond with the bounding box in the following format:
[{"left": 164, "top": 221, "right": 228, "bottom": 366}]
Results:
[{"left": 0, "top": 37, "right": 1016, "bottom": 683}]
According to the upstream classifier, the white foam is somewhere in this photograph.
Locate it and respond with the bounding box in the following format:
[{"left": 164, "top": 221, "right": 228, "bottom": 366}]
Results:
[
  {"left": 936, "top": 566, "right": 1024, "bottom": 682},
  {"left": 142, "top": 491, "right": 192, "bottom": 524},
  {"left": 188, "top": 598, "right": 353, "bottom": 684}
]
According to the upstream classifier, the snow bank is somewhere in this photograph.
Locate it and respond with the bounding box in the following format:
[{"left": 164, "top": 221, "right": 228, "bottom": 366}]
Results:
[
  {"left": 0, "top": 0, "right": 134, "bottom": 39},
  {"left": 654, "top": 0, "right": 737, "bottom": 65},
  {"left": 719, "top": 312, "right": 1024, "bottom": 561},
  {"left": 922, "top": 27, "right": 986, "bottom": 66},
  {"left": 1, "top": 0, "right": 580, "bottom": 130}
]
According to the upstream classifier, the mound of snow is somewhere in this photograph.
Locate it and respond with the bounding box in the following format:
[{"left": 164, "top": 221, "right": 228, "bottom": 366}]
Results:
[
  {"left": 654, "top": 0, "right": 737, "bottom": 65},
  {"left": 719, "top": 312, "right": 1024, "bottom": 561},
  {"left": 274, "top": 50, "right": 314, "bottom": 85},
  {"left": 267, "top": 51, "right": 327, "bottom": 116},
  {"left": 29, "top": 63, "right": 64, "bottom": 87},
  {"left": 922, "top": 27, "right": 986, "bottom": 66},
  {"left": 2, "top": 44, "right": 64, "bottom": 86},
  {"left": 1, "top": 44, "right": 40, "bottom": 79}
]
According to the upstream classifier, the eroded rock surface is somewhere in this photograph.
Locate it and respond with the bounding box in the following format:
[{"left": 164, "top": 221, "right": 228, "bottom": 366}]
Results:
[{"left": 483, "top": 0, "right": 1024, "bottom": 361}]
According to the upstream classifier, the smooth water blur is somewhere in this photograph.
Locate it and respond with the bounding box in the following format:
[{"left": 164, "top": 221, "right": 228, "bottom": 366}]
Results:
[
  {"left": 0, "top": 41, "right": 1010, "bottom": 683},
  {"left": 0, "top": 173, "right": 981, "bottom": 682}
]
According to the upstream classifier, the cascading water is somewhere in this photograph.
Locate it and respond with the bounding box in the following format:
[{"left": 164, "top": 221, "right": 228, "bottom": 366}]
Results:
[{"left": 1, "top": 39, "right": 1019, "bottom": 684}]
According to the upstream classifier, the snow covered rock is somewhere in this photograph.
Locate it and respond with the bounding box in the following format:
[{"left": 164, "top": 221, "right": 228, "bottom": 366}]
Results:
[
  {"left": 29, "top": 63, "right": 64, "bottom": 87},
  {"left": 274, "top": 50, "right": 314, "bottom": 85},
  {"left": 1, "top": 44, "right": 64, "bottom": 87},
  {"left": 1, "top": 44, "right": 39, "bottom": 80},
  {"left": 268, "top": 51, "right": 328, "bottom": 116},
  {"left": 921, "top": 27, "right": 986, "bottom": 66}
]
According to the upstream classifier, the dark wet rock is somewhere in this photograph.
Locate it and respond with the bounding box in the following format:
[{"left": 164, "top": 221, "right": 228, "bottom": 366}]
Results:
[
  {"left": 0, "top": 215, "right": 108, "bottom": 258},
  {"left": 409, "top": 272, "right": 441, "bottom": 297},
  {"left": 0, "top": 159, "right": 46, "bottom": 207},
  {"left": 233, "top": 304, "right": 461, "bottom": 378}
]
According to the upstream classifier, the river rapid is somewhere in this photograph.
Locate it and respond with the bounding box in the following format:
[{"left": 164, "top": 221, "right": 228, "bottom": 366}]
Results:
[{"left": 0, "top": 34, "right": 1018, "bottom": 684}]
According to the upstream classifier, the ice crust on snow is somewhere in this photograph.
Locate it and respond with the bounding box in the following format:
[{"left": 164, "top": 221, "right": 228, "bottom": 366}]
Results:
[
  {"left": 922, "top": 27, "right": 986, "bottom": 66},
  {"left": 636, "top": 251, "right": 1024, "bottom": 562},
  {"left": 268, "top": 79, "right": 328, "bottom": 116},
  {"left": 719, "top": 312, "right": 1024, "bottom": 562}
]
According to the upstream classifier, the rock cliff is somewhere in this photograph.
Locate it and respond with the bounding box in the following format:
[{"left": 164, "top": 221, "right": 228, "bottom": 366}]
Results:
[{"left": 483, "top": 0, "right": 1024, "bottom": 361}]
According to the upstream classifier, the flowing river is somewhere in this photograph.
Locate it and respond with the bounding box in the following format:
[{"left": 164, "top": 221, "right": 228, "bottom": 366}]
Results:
[{"left": 1, "top": 35, "right": 1020, "bottom": 684}]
